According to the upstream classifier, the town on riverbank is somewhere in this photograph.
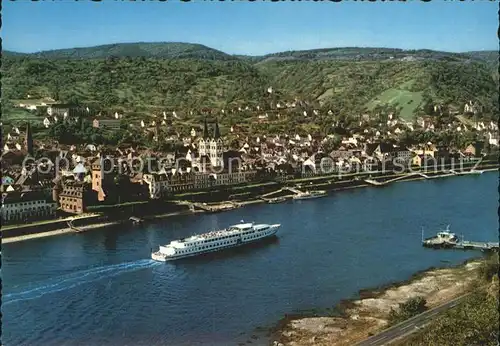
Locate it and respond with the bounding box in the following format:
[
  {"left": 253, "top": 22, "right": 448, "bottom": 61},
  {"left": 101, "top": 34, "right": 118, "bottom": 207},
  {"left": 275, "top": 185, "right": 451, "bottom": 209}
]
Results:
[
  {"left": 2, "top": 159, "right": 497, "bottom": 243},
  {"left": 2, "top": 99, "right": 499, "bottom": 242}
]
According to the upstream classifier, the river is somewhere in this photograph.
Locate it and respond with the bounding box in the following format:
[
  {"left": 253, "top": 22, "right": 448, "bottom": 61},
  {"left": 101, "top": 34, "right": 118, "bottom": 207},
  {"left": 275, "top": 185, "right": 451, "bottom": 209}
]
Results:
[{"left": 2, "top": 172, "right": 498, "bottom": 346}]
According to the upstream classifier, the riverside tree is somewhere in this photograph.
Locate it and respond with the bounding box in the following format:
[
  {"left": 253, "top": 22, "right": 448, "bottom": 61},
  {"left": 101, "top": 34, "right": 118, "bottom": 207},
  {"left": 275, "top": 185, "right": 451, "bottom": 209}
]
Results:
[{"left": 388, "top": 296, "right": 428, "bottom": 325}]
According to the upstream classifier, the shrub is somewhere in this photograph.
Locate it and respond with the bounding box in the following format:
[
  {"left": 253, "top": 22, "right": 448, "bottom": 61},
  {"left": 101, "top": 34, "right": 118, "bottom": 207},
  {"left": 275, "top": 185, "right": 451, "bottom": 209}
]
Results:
[
  {"left": 477, "top": 253, "right": 500, "bottom": 283},
  {"left": 388, "top": 296, "right": 428, "bottom": 325}
]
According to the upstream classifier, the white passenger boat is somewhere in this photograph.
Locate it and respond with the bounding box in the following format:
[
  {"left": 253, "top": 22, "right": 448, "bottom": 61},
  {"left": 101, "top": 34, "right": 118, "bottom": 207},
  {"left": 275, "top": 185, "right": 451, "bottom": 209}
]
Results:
[
  {"left": 151, "top": 221, "right": 281, "bottom": 261},
  {"left": 292, "top": 190, "right": 328, "bottom": 200}
]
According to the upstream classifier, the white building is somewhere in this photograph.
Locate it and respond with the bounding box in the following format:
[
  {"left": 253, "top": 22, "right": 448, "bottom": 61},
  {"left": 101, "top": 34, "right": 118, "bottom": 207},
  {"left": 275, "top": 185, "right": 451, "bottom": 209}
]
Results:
[
  {"left": 143, "top": 173, "right": 169, "bottom": 199},
  {"left": 85, "top": 144, "right": 97, "bottom": 152},
  {"left": 194, "top": 170, "right": 255, "bottom": 189},
  {"left": 194, "top": 173, "right": 214, "bottom": 190},
  {"left": 464, "top": 101, "right": 481, "bottom": 114},
  {"left": 488, "top": 131, "right": 499, "bottom": 147},
  {"left": 47, "top": 105, "right": 70, "bottom": 117},
  {"left": 342, "top": 137, "right": 358, "bottom": 146},
  {"left": 212, "top": 171, "right": 255, "bottom": 186},
  {"left": 1, "top": 193, "right": 57, "bottom": 223}
]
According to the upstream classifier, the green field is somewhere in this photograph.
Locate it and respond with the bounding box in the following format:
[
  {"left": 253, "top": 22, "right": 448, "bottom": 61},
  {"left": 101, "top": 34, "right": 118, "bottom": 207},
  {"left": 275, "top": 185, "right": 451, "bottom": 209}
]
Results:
[
  {"left": 365, "top": 81, "right": 424, "bottom": 120},
  {"left": 3, "top": 108, "right": 43, "bottom": 125}
]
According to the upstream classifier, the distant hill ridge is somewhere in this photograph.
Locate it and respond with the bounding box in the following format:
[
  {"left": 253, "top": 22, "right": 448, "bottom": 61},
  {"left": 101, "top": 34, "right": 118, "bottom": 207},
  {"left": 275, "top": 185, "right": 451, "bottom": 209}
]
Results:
[
  {"left": 2, "top": 42, "right": 497, "bottom": 122},
  {"left": 4, "top": 42, "right": 497, "bottom": 64},
  {"left": 3, "top": 42, "right": 236, "bottom": 61}
]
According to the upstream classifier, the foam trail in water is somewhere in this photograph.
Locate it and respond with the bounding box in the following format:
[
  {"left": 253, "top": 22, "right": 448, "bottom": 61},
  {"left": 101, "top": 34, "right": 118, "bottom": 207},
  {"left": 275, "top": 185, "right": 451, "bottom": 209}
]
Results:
[{"left": 3, "top": 259, "right": 159, "bottom": 305}]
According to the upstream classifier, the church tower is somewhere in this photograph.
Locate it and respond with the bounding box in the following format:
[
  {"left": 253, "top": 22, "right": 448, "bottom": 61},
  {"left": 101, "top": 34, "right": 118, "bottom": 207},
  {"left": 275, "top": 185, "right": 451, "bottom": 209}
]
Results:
[
  {"left": 25, "top": 122, "right": 34, "bottom": 157},
  {"left": 199, "top": 117, "right": 209, "bottom": 157},
  {"left": 214, "top": 119, "right": 221, "bottom": 139},
  {"left": 210, "top": 118, "right": 224, "bottom": 168},
  {"left": 203, "top": 117, "right": 209, "bottom": 139}
]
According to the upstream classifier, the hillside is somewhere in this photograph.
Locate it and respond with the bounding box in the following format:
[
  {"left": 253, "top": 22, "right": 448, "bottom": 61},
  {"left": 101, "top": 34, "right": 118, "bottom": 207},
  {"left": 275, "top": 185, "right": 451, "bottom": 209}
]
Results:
[
  {"left": 3, "top": 42, "right": 235, "bottom": 61},
  {"left": 256, "top": 59, "right": 498, "bottom": 120},
  {"left": 255, "top": 47, "right": 471, "bottom": 62},
  {"left": 6, "top": 43, "right": 496, "bottom": 64},
  {"left": 239, "top": 47, "right": 497, "bottom": 65},
  {"left": 2, "top": 44, "right": 498, "bottom": 125},
  {"left": 2, "top": 57, "right": 271, "bottom": 110},
  {"left": 463, "top": 50, "right": 498, "bottom": 66}
]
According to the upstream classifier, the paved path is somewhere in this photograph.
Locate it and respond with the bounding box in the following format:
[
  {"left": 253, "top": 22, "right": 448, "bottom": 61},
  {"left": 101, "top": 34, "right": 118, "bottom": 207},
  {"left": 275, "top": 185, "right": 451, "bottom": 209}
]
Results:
[{"left": 355, "top": 293, "right": 470, "bottom": 346}]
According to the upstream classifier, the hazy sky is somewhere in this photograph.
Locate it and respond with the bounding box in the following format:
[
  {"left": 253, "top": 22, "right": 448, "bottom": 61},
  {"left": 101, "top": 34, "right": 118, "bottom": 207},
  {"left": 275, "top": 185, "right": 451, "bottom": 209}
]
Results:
[{"left": 3, "top": 1, "right": 498, "bottom": 55}]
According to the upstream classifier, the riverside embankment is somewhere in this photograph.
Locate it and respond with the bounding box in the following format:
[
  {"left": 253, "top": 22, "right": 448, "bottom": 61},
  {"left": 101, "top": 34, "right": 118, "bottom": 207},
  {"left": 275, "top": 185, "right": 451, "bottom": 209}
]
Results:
[
  {"left": 1, "top": 205, "right": 200, "bottom": 244},
  {"left": 2, "top": 161, "right": 497, "bottom": 244}
]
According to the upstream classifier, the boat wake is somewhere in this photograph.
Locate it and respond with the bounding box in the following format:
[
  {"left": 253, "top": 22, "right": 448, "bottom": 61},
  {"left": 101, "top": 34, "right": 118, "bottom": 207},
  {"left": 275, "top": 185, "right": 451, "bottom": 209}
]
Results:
[{"left": 3, "top": 259, "right": 159, "bottom": 306}]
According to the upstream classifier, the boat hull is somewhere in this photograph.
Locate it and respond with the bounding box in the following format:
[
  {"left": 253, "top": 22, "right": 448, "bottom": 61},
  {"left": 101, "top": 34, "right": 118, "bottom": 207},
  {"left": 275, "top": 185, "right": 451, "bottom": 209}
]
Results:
[
  {"left": 151, "top": 225, "right": 280, "bottom": 262},
  {"left": 422, "top": 242, "right": 457, "bottom": 249},
  {"left": 268, "top": 198, "right": 287, "bottom": 204},
  {"left": 293, "top": 194, "right": 327, "bottom": 200}
]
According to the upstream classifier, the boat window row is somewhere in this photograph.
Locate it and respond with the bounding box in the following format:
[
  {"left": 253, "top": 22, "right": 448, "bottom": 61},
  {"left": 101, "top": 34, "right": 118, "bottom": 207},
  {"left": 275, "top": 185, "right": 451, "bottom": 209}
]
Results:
[
  {"left": 203, "top": 234, "right": 237, "bottom": 242},
  {"left": 229, "top": 227, "right": 252, "bottom": 232},
  {"left": 178, "top": 240, "right": 236, "bottom": 253},
  {"left": 218, "top": 234, "right": 237, "bottom": 240},
  {"left": 184, "top": 234, "right": 239, "bottom": 246}
]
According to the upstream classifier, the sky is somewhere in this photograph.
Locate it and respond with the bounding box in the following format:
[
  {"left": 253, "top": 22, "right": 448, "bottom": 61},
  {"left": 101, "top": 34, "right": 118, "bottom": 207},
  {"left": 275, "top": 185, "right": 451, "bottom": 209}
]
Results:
[{"left": 2, "top": 1, "right": 498, "bottom": 55}]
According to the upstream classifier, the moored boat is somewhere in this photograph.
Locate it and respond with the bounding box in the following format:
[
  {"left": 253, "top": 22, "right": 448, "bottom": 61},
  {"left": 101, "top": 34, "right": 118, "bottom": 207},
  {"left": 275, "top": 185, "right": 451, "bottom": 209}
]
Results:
[
  {"left": 267, "top": 196, "right": 287, "bottom": 204},
  {"left": 422, "top": 225, "right": 460, "bottom": 248},
  {"left": 151, "top": 220, "right": 281, "bottom": 261},
  {"left": 129, "top": 216, "right": 144, "bottom": 225},
  {"left": 454, "top": 169, "right": 484, "bottom": 176},
  {"left": 292, "top": 190, "right": 328, "bottom": 200},
  {"left": 200, "top": 202, "right": 240, "bottom": 213}
]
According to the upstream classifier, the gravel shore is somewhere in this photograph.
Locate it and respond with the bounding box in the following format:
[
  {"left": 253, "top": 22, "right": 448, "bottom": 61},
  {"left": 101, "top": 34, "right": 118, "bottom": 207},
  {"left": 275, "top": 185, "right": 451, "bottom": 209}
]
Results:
[{"left": 273, "top": 261, "right": 482, "bottom": 346}]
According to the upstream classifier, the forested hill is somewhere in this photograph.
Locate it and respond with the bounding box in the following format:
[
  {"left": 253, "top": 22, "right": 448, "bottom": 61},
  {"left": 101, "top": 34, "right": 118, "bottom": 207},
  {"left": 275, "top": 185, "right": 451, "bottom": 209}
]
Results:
[
  {"left": 248, "top": 47, "right": 497, "bottom": 64},
  {"left": 3, "top": 42, "right": 236, "bottom": 61},
  {"left": 2, "top": 43, "right": 498, "bottom": 121},
  {"left": 4, "top": 43, "right": 497, "bottom": 64}
]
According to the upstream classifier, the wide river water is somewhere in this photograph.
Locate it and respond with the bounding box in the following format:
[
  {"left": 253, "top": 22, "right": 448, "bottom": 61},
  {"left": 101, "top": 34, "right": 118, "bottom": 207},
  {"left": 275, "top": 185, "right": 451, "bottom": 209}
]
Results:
[{"left": 2, "top": 172, "right": 498, "bottom": 346}]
